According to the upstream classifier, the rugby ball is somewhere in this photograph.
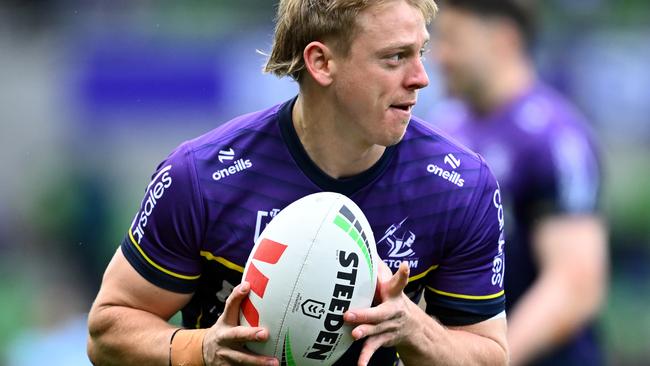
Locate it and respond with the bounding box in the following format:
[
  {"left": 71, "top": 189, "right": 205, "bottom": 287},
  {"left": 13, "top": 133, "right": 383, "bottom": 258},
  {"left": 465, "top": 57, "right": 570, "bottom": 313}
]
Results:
[{"left": 239, "top": 192, "right": 378, "bottom": 365}]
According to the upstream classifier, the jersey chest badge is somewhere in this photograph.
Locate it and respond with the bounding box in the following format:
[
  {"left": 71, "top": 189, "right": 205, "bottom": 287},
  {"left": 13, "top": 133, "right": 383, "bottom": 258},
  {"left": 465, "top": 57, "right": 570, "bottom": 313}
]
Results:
[{"left": 378, "top": 217, "right": 420, "bottom": 270}]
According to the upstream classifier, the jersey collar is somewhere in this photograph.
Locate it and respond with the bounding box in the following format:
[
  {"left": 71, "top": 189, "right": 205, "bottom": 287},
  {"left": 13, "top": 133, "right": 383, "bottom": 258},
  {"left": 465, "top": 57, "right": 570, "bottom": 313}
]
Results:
[{"left": 278, "top": 97, "right": 396, "bottom": 196}]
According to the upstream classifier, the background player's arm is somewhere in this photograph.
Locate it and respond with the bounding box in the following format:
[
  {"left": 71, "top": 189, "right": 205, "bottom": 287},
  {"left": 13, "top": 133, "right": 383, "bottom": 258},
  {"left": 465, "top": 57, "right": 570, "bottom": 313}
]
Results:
[
  {"left": 506, "top": 215, "right": 608, "bottom": 365},
  {"left": 346, "top": 262, "right": 508, "bottom": 366},
  {"left": 87, "top": 248, "right": 277, "bottom": 366}
]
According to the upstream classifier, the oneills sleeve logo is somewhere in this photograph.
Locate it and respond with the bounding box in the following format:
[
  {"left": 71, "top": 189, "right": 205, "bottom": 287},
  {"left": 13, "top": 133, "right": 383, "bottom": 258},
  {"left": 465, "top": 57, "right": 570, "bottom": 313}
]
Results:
[
  {"left": 241, "top": 239, "right": 288, "bottom": 327},
  {"left": 212, "top": 148, "right": 253, "bottom": 181},
  {"left": 218, "top": 148, "right": 235, "bottom": 163},
  {"left": 427, "top": 153, "right": 464, "bottom": 187},
  {"left": 444, "top": 153, "right": 461, "bottom": 169}
]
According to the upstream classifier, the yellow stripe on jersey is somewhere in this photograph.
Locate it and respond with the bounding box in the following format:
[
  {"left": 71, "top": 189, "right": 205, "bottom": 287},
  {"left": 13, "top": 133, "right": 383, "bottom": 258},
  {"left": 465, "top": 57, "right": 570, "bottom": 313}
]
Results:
[
  {"left": 426, "top": 286, "right": 504, "bottom": 300},
  {"left": 128, "top": 229, "right": 201, "bottom": 280},
  {"left": 407, "top": 264, "right": 439, "bottom": 283},
  {"left": 200, "top": 251, "right": 244, "bottom": 273}
]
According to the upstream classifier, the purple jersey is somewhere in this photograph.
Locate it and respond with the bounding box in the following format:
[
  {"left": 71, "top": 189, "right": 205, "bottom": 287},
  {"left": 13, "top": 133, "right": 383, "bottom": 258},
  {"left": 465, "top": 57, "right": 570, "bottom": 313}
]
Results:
[
  {"left": 431, "top": 83, "right": 602, "bottom": 366},
  {"left": 122, "top": 98, "right": 505, "bottom": 365}
]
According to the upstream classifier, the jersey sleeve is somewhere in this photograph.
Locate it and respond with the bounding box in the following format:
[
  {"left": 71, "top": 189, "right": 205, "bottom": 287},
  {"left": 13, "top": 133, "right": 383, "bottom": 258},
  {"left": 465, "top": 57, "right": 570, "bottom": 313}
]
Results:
[
  {"left": 120, "top": 143, "right": 205, "bottom": 293},
  {"left": 528, "top": 125, "right": 601, "bottom": 217},
  {"left": 424, "top": 157, "right": 506, "bottom": 325}
]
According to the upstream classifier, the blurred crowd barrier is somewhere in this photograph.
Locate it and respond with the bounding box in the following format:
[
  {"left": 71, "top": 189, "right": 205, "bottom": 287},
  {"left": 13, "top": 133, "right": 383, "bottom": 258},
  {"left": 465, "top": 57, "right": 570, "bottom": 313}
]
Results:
[{"left": 0, "top": 1, "right": 648, "bottom": 365}]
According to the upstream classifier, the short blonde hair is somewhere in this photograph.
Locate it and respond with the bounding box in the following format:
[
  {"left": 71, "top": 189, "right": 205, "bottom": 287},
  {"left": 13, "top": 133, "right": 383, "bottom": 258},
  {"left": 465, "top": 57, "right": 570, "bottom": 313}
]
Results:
[{"left": 264, "top": 0, "right": 438, "bottom": 82}]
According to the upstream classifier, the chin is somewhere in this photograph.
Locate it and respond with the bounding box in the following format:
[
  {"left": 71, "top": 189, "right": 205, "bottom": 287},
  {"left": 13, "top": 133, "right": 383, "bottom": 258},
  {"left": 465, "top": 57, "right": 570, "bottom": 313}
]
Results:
[
  {"left": 380, "top": 124, "right": 409, "bottom": 147},
  {"left": 384, "top": 137, "right": 404, "bottom": 147}
]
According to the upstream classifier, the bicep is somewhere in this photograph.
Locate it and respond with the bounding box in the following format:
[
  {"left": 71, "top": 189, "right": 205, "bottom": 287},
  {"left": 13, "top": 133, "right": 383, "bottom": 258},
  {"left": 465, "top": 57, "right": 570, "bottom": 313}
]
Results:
[
  {"left": 532, "top": 214, "right": 607, "bottom": 274},
  {"left": 92, "top": 247, "right": 193, "bottom": 320}
]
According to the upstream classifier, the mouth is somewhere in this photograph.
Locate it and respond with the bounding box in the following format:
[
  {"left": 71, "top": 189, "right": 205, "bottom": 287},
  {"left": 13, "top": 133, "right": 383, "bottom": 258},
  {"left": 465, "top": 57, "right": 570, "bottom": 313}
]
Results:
[{"left": 389, "top": 101, "right": 416, "bottom": 113}]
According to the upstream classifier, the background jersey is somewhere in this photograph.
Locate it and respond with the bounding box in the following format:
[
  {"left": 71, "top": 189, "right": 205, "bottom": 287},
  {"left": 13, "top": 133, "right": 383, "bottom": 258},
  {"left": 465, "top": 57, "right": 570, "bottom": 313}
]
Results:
[
  {"left": 430, "top": 83, "right": 602, "bottom": 366},
  {"left": 121, "top": 98, "right": 505, "bottom": 365}
]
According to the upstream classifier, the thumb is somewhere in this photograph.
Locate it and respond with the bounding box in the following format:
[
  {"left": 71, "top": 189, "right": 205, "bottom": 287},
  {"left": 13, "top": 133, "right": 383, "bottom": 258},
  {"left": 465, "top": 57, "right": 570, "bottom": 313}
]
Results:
[
  {"left": 385, "top": 262, "right": 409, "bottom": 299},
  {"left": 220, "top": 281, "right": 251, "bottom": 326}
]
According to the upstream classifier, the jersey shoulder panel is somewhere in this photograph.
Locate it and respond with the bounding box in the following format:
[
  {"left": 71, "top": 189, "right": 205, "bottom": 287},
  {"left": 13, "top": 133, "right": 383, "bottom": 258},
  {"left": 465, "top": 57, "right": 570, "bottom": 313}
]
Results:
[
  {"left": 121, "top": 142, "right": 206, "bottom": 293},
  {"left": 387, "top": 118, "right": 506, "bottom": 325},
  {"left": 122, "top": 101, "right": 290, "bottom": 294},
  {"left": 186, "top": 102, "right": 285, "bottom": 153},
  {"left": 408, "top": 116, "right": 481, "bottom": 158}
]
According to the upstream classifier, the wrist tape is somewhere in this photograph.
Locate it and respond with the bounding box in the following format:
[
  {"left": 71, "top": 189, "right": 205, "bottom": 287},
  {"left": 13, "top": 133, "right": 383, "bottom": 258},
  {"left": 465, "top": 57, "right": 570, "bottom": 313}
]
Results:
[{"left": 170, "top": 328, "right": 208, "bottom": 366}]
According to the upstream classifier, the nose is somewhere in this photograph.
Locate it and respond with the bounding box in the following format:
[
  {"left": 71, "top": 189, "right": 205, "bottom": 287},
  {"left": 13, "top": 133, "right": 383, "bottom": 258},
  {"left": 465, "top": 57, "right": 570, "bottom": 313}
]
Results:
[{"left": 405, "top": 57, "right": 429, "bottom": 90}]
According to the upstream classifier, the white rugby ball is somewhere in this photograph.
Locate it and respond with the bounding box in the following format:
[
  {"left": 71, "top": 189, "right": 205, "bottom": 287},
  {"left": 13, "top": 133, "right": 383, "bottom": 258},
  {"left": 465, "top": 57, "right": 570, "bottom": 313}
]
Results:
[{"left": 239, "top": 192, "right": 378, "bottom": 365}]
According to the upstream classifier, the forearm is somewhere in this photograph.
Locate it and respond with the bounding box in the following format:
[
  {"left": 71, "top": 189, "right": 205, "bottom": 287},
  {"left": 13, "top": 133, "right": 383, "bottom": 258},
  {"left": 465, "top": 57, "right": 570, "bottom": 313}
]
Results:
[
  {"left": 507, "top": 269, "right": 604, "bottom": 365},
  {"left": 397, "top": 302, "right": 508, "bottom": 366},
  {"left": 508, "top": 215, "right": 608, "bottom": 365},
  {"left": 87, "top": 304, "right": 179, "bottom": 366}
]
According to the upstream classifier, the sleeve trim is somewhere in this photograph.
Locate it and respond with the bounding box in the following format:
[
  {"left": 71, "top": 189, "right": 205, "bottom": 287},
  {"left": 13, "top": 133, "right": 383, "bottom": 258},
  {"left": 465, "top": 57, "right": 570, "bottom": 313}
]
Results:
[
  {"left": 200, "top": 251, "right": 244, "bottom": 273},
  {"left": 407, "top": 264, "right": 439, "bottom": 283},
  {"left": 426, "top": 286, "right": 504, "bottom": 300},
  {"left": 127, "top": 228, "right": 201, "bottom": 280}
]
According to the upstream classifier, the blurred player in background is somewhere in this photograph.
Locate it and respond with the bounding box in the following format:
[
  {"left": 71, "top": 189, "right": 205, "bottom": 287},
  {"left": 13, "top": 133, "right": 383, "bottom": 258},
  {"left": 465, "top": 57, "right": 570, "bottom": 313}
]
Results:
[
  {"left": 87, "top": 1, "right": 510, "bottom": 365},
  {"left": 430, "top": 0, "right": 608, "bottom": 365}
]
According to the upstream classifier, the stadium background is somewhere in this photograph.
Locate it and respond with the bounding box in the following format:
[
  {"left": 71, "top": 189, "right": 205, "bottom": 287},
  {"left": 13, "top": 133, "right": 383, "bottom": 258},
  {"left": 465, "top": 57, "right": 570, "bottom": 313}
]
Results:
[{"left": 0, "top": 1, "right": 648, "bottom": 364}]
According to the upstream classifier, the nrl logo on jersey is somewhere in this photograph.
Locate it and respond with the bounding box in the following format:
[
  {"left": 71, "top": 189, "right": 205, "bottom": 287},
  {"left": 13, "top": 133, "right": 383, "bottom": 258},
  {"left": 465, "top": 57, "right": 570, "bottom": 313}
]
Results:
[{"left": 378, "top": 217, "right": 420, "bottom": 269}]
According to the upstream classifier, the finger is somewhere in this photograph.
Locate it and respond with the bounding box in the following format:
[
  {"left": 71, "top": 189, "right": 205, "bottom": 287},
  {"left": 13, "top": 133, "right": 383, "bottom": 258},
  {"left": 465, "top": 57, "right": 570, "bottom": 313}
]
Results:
[
  {"left": 221, "top": 281, "right": 251, "bottom": 325},
  {"left": 357, "top": 333, "right": 392, "bottom": 366},
  {"left": 351, "top": 320, "right": 396, "bottom": 341},
  {"left": 377, "top": 260, "right": 393, "bottom": 282},
  {"left": 220, "top": 348, "right": 278, "bottom": 366},
  {"left": 344, "top": 302, "right": 395, "bottom": 325},
  {"left": 385, "top": 261, "right": 409, "bottom": 299},
  {"left": 223, "top": 326, "right": 270, "bottom": 344},
  {"left": 373, "top": 261, "right": 392, "bottom": 305}
]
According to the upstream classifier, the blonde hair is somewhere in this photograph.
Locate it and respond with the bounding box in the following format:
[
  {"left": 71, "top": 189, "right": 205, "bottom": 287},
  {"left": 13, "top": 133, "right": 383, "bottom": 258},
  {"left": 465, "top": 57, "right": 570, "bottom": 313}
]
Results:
[{"left": 264, "top": 0, "right": 438, "bottom": 82}]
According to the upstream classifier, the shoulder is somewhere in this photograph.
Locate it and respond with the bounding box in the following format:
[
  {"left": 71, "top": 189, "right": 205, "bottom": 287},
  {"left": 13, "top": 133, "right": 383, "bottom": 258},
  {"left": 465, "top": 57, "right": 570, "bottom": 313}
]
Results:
[
  {"left": 182, "top": 101, "right": 287, "bottom": 156},
  {"left": 403, "top": 116, "right": 489, "bottom": 174},
  {"left": 513, "top": 83, "right": 595, "bottom": 142},
  {"left": 146, "top": 100, "right": 291, "bottom": 195},
  {"left": 386, "top": 117, "right": 497, "bottom": 222},
  {"left": 513, "top": 84, "right": 600, "bottom": 163}
]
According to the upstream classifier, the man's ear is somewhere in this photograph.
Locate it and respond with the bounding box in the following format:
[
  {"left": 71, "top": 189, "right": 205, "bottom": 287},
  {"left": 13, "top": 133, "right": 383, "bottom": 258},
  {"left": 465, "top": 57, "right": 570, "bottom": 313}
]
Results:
[{"left": 303, "top": 41, "right": 336, "bottom": 86}]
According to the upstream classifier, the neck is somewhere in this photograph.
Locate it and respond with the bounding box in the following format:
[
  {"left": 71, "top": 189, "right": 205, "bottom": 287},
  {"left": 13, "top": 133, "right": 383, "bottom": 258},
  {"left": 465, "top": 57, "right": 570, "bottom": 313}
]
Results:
[
  {"left": 472, "top": 54, "right": 535, "bottom": 116},
  {"left": 292, "top": 91, "right": 385, "bottom": 179}
]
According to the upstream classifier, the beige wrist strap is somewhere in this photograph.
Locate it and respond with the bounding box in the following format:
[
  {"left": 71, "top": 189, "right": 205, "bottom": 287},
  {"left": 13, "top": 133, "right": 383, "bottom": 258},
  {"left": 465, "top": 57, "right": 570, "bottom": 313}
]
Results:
[{"left": 170, "top": 328, "right": 208, "bottom": 366}]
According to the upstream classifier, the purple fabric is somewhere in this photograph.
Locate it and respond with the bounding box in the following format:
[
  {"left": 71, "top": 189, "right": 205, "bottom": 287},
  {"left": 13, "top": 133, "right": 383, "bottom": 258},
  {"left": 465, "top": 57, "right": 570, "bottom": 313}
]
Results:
[{"left": 121, "top": 98, "right": 506, "bottom": 333}]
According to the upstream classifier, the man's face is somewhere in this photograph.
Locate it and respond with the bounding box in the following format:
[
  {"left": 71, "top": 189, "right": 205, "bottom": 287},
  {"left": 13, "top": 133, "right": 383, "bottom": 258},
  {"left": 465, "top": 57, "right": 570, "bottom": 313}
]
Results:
[
  {"left": 330, "top": 0, "right": 430, "bottom": 148},
  {"left": 432, "top": 8, "right": 497, "bottom": 99}
]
